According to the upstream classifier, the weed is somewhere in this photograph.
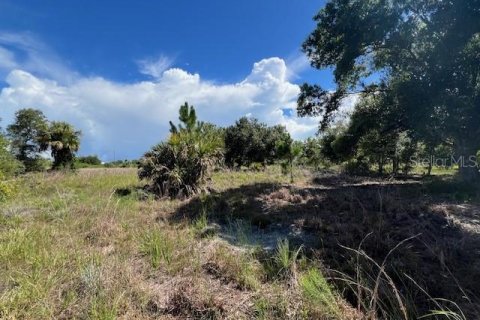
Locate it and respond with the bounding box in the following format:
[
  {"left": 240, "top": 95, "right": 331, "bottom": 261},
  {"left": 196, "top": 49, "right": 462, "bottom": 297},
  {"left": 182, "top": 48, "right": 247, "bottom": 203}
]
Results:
[
  {"left": 270, "top": 239, "right": 302, "bottom": 279},
  {"left": 140, "top": 228, "right": 174, "bottom": 268},
  {"left": 300, "top": 268, "right": 340, "bottom": 318}
]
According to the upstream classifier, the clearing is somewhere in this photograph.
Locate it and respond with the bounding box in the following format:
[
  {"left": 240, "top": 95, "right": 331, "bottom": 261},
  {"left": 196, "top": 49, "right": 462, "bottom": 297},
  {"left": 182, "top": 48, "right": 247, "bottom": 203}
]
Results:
[{"left": 1, "top": 167, "right": 479, "bottom": 319}]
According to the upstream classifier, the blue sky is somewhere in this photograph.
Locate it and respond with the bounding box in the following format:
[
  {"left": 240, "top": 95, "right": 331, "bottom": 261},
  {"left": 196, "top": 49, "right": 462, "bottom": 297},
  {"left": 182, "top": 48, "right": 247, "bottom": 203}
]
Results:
[{"left": 0, "top": 0, "right": 351, "bottom": 160}]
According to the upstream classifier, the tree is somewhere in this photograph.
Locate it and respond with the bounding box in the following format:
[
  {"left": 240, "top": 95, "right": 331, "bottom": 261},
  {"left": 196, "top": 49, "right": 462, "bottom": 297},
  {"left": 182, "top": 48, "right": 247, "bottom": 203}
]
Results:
[
  {"left": 277, "top": 137, "right": 303, "bottom": 183},
  {"left": 169, "top": 102, "right": 197, "bottom": 134},
  {"left": 224, "top": 117, "right": 290, "bottom": 168},
  {"left": 77, "top": 155, "right": 102, "bottom": 166},
  {"left": 40, "top": 122, "right": 81, "bottom": 170},
  {"left": 138, "top": 103, "right": 223, "bottom": 198},
  {"left": 299, "top": 0, "right": 480, "bottom": 181},
  {"left": 302, "top": 137, "right": 323, "bottom": 170},
  {"left": 7, "top": 108, "right": 48, "bottom": 171}
]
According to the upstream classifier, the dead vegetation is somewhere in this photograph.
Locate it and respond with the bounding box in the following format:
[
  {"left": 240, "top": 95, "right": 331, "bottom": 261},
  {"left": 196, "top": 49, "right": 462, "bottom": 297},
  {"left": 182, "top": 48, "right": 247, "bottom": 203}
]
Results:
[
  {"left": 174, "top": 174, "right": 480, "bottom": 319},
  {"left": 1, "top": 168, "right": 479, "bottom": 319}
]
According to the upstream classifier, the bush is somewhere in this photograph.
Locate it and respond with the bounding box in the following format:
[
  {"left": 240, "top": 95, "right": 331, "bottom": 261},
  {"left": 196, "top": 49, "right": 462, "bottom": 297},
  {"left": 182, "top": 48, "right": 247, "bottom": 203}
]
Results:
[
  {"left": 0, "top": 173, "right": 16, "bottom": 202},
  {"left": 138, "top": 103, "right": 223, "bottom": 198},
  {"left": 343, "top": 159, "right": 370, "bottom": 176}
]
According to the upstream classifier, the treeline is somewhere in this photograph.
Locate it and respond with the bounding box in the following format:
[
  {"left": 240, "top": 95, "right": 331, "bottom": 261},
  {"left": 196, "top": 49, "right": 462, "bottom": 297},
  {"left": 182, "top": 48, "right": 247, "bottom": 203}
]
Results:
[
  {"left": 316, "top": 96, "right": 464, "bottom": 176},
  {"left": 138, "top": 102, "right": 330, "bottom": 198}
]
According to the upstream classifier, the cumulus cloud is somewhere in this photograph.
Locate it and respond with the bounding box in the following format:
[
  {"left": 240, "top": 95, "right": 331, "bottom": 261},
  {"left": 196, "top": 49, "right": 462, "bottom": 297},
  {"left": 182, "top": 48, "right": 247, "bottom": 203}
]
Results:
[
  {"left": 0, "top": 34, "right": 356, "bottom": 161},
  {"left": 1, "top": 57, "right": 326, "bottom": 160}
]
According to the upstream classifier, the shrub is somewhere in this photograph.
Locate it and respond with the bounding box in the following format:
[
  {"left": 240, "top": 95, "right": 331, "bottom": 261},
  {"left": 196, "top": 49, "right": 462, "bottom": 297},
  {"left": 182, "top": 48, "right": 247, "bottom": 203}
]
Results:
[
  {"left": 0, "top": 135, "right": 24, "bottom": 177},
  {"left": 0, "top": 173, "right": 16, "bottom": 202},
  {"left": 138, "top": 103, "right": 223, "bottom": 198}
]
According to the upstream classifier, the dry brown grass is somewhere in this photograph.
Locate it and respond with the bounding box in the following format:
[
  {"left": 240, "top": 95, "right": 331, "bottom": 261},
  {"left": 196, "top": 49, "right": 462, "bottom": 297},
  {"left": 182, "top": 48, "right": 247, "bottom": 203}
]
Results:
[
  {"left": 2, "top": 167, "right": 475, "bottom": 319},
  {"left": 0, "top": 167, "right": 349, "bottom": 319}
]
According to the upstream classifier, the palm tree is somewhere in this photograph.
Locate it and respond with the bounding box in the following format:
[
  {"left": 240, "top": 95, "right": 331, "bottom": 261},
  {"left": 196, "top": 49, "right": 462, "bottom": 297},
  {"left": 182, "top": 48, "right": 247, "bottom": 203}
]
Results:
[{"left": 40, "top": 121, "right": 81, "bottom": 170}]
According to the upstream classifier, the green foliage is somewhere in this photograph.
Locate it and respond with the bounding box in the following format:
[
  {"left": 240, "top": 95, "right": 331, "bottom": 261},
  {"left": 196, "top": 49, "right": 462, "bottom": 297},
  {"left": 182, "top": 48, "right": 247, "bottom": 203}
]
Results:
[
  {"left": 0, "top": 134, "right": 24, "bottom": 178},
  {"left": 7, "top": 108, "right": 48, "bottom": 172},
  {"left": 268, "top": 239, "right": 302, "bottom": 279},
  {"left": 276, "top": 137, "right": 303, "bottom": 183},
  {"left": 104, "top": 160, "right": 137, "bottom": 168},
  {"left": 0, "top": 133, "right": 21, "bottom": 202},
  {"left": 224, "top": 117, "right": 290, "bottom": 168},
  {"left": 316, "top": 97, "right": 420, "bottom": 176},
  {"left": 169, "top": 102, "right": 197, "bottom": 133},
  {"left": 140, "top": 229, "right": 174, "bottom": 268},
  {"left": 138, "top": 103, "right": 223, "bottom": 198},
  {"left": 40, "top": 121, "right": 81, "bottom": 170},
  {"left": 299, "top": 0, "right": 480, "bottom": 181},
  {"left": 77, "top": 155, "right": 102, "bottom": 166},
  {"left": 0, "top": 173, "right": 16, "bottom": 202},
  {"left": 300, "top": 268, "right": 340, "bottom": 317},
  {"left": 301, "top": 137, "right": 323, "bottom": 169}
]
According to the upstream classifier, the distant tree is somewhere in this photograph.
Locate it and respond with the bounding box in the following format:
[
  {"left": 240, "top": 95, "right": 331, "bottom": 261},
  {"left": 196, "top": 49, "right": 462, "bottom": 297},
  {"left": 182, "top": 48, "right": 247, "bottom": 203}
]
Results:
[
  {"left": 299, "top": 0, "right": 480, "bottom": 181},
  {"left": 7, "top": 108, "right": 48, "bottom": 171},
  {"left": 318, "top": 124, "right": 353, "bottom": 164},
  {"left": 40, "top": 122, "right": 81, "bottom": 170},
  {"left": 224, "top": 117, "right": 290, "bottom": 168},
  {"left": 276, "top": 137, "right": 303, "bottom": 183},
  {"left": 77, "top": 155, "right": 102, "bottom": 166},
  {"left": 302, "top": 137, "right": 323, "bottom": 170}
]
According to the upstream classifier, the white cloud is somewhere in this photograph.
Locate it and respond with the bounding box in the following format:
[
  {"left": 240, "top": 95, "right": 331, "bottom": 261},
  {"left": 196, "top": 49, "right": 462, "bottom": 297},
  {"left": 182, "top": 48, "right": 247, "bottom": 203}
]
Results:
[
  {"left": 0, "top": 46, "right": 18, "bottom": 70},
  {"left": 0, "top": 34, "right": 356, "bottom": 161},
  {"left": 137, "top": 55, "right": 174, "bottom": 79}
]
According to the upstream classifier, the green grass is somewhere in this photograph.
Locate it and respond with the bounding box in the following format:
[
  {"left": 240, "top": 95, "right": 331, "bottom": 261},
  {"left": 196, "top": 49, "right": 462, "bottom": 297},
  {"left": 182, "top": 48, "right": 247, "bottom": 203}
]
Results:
[
  {"left": 140, "top": 228, "right": 174, "bottom": 268},
  {"left": 300, "top": 268, "right": 340, "bottom": 318}
]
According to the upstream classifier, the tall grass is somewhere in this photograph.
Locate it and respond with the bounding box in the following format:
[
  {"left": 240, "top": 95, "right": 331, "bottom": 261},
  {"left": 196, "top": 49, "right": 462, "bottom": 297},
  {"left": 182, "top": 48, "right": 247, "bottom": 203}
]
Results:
[
  {"left": 140, "top": 228, "right": 174, "bottom": 268},
  {"left": 300, "top": 268, "right": 340, "bottom": 318}
]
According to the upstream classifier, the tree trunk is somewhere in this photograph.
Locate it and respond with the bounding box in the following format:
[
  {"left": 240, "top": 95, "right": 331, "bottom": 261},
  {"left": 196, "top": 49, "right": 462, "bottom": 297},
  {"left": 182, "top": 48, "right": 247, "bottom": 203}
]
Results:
[
  {"left": 427, "top": 154, "right": 433, "bottom": 176},
  {"left": 392, "top": 157, "right": 399, "bottom": 176},
  {"left": 456, "top": 140, "right": 479, "bottom": 182},
  {"left": 378, "top": 157, "right": 384, "bottom": 175},
  {"left": 290, "top": 155, "right": 294, "bottom": 183}
]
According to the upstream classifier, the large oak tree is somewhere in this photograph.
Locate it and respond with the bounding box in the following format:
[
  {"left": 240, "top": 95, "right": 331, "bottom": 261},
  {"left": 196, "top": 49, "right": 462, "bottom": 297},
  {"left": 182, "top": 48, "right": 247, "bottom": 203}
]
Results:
[{"left": 298, "top": 0, "right": 480, "bottom": 181}]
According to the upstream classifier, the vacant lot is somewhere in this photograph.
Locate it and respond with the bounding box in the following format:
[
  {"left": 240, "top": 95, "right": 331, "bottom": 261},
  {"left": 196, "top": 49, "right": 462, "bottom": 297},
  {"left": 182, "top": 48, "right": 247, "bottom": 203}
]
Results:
[{"left": 1, "top": 167, "right": 479, "bottom": 319}]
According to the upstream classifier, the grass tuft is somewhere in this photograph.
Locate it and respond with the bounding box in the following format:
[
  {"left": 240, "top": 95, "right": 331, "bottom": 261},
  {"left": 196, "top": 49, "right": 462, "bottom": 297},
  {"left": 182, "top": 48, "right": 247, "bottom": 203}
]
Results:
[{"left": 140, "top": 228, "right": 174, "bottom": 268}]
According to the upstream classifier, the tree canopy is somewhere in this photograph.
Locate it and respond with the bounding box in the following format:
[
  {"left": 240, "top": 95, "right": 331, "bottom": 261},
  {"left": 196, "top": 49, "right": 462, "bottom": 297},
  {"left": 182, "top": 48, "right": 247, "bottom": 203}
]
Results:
[
  {"left": 7, "top": 108, "right": 48, "bottom": 171},
  {"left": 298, "top": 0, "right": 480, "bottom": 181},
  {"left": 224, "top": 117, "right": 291, "bottom": 168},
  {"left": 40, "top": 121, "right": 81, "bottom": 170}
]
